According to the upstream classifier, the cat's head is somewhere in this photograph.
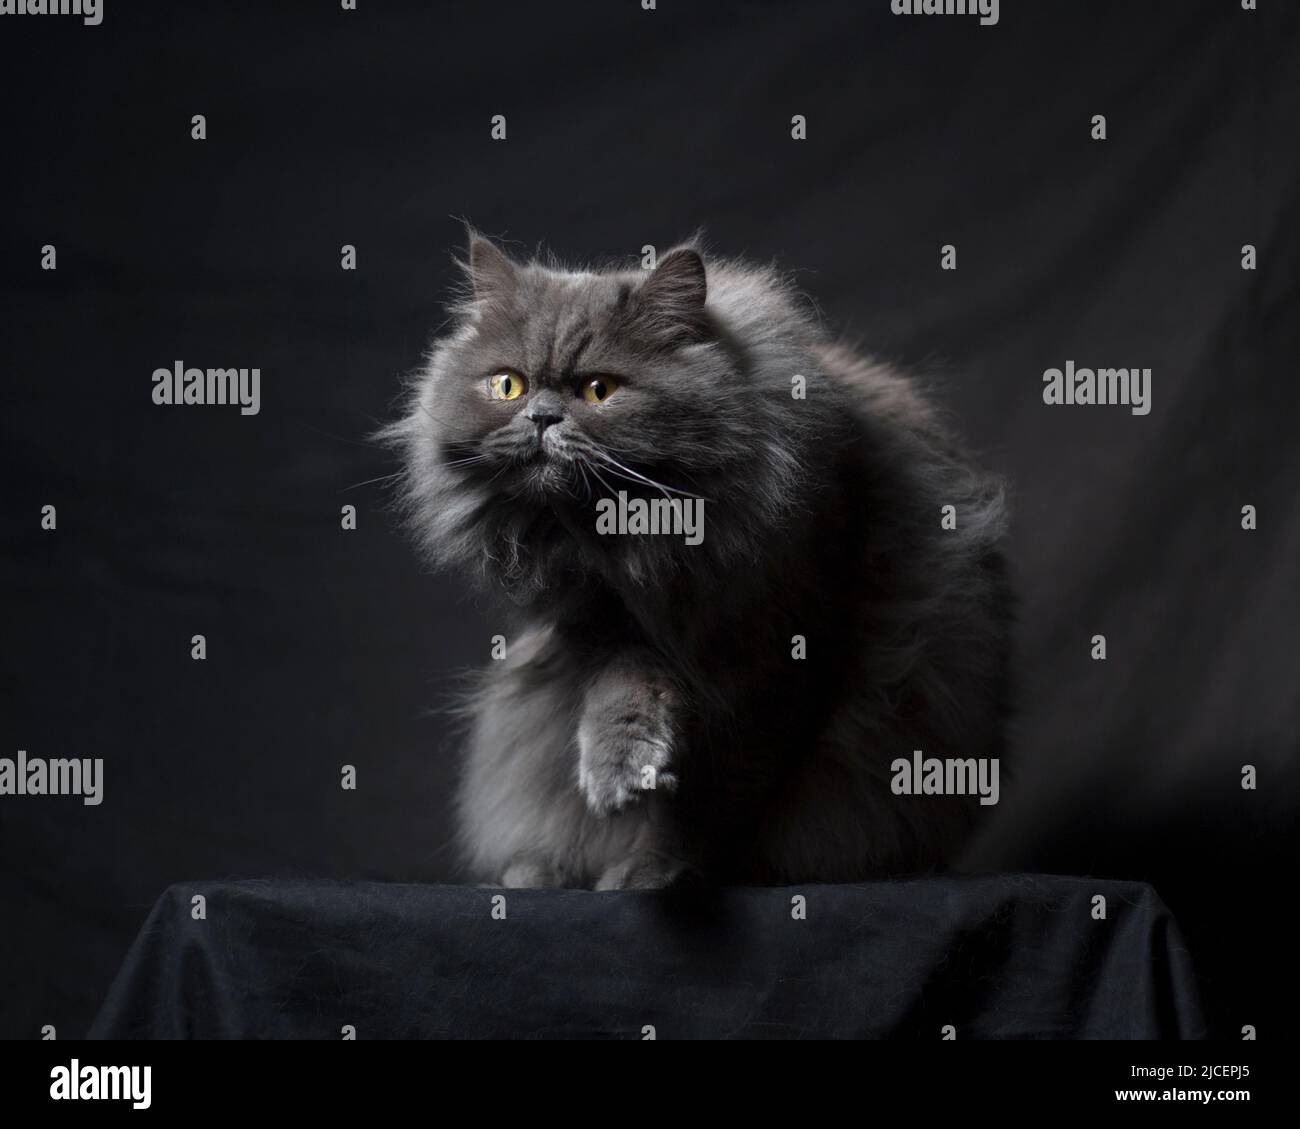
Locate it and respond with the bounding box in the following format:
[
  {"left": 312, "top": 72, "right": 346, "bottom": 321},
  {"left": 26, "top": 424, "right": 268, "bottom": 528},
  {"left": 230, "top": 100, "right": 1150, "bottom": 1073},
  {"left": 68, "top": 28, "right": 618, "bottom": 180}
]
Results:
[{"left": 386, "top": 231, "right": 826, "bottom": 597}]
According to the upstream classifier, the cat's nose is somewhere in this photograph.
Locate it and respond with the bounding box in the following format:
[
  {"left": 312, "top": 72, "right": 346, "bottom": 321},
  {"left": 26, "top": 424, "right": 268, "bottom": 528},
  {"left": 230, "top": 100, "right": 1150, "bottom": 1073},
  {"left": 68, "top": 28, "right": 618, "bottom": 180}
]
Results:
[
  {"left": 526, "top": 410, "right": 563, "bottom": 432},
  {"left": 525, "top": 392, "right": 565, "bottom": 432}
]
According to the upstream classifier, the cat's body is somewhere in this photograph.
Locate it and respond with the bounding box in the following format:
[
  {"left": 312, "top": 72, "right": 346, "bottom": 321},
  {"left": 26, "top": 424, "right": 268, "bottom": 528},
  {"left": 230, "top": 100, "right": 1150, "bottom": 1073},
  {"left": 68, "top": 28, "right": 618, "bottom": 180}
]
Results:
[{"left": 386, "top": 234, "right": 1011, "bottom": 888}]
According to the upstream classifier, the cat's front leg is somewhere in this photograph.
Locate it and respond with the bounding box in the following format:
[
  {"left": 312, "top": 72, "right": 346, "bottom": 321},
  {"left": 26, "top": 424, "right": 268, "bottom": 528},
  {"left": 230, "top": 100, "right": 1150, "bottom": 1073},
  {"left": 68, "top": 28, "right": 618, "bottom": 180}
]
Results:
[
  {"left": 576, "top": 655, "right": 679, "bottom": 817},
  {"left": 594, "top": 848, "right": 692, "bottom": 891},
  {"left": 501, "top": 854, "right": 566, "bottom": 888}
]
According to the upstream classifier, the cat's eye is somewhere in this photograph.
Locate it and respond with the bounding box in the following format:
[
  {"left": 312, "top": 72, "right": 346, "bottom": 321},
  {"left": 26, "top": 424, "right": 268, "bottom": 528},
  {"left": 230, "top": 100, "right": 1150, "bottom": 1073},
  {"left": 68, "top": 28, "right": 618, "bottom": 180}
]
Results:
[
  {"left": 582, "top": 376, "right": 618, "bottom": 404},
  {"left": 488, "top": 370, "right": 526, "bottom": 401}
]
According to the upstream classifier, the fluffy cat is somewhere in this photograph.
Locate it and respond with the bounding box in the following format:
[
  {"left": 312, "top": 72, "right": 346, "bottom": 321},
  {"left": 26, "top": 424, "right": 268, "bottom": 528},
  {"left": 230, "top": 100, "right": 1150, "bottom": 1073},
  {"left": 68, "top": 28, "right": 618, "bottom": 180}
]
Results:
[{"left": 383, "top": 232, "right": 1011, "bottom": 889}]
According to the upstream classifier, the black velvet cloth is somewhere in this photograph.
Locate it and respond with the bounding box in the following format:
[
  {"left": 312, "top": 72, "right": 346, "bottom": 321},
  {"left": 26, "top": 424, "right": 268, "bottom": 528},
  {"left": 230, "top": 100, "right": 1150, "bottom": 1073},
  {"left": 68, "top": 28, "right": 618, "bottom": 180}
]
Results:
[{"left": 89, "top": 876, "right": 1205, "bottom": 1039}]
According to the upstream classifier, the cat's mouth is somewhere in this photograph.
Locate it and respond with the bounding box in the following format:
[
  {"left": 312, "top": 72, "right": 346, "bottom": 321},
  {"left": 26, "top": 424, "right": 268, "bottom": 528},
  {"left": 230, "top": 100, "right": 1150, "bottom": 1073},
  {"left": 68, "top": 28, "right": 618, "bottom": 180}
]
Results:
[
  {"left": 514, "top": 437, "right": 579, "bottom": 495},
  {"left": 480, "top": 430, "right": 606, "bottom": 505}
]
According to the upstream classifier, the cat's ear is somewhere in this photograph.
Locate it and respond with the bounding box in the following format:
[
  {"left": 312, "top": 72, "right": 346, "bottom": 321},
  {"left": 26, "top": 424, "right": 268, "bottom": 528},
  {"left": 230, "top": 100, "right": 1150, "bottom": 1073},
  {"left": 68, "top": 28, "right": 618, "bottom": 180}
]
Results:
[
  {"left": 460, "top": 231, "right": 518, "bottom": 304},
  {"left": 631, "top": 247, "right": 709, "bottom": 346}
]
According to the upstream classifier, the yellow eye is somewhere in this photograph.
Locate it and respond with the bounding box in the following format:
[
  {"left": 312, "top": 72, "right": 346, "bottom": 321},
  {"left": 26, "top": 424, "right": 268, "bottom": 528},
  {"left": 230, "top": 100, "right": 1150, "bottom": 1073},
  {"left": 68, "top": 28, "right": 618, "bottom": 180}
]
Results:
[
  {"left": 488, "top": 371, "right": 526, "bottom": 401},
  {"left": 582, "top": 376, "right": 618, "bottom": 403}
]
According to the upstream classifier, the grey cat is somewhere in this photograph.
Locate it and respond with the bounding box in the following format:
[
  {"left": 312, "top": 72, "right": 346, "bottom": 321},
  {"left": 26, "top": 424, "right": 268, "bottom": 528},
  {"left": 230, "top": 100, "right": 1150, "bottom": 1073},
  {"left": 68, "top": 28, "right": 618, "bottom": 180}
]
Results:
[{"left": 383, "top": 232, "right": 1011, "bottom": 889}]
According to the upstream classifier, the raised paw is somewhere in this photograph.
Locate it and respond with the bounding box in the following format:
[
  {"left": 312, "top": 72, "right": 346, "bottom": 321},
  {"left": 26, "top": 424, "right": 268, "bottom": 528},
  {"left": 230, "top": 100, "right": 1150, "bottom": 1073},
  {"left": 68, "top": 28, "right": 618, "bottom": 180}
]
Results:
[
  {"left": 577, "top": 703, "right": 677, "bottom": 816},
  {"left": 577, "top": 731, "right": 677, "bottom": 816},
  {"left": 576, "top": 662, "right": 681, "bottom": 816}
]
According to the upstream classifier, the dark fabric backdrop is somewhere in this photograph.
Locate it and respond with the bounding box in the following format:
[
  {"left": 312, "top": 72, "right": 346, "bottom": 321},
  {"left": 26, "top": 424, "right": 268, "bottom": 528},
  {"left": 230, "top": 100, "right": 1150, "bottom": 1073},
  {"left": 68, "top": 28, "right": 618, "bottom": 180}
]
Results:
[{"left": 1, "top": 0, "right": 1296, "bottom": 1039}]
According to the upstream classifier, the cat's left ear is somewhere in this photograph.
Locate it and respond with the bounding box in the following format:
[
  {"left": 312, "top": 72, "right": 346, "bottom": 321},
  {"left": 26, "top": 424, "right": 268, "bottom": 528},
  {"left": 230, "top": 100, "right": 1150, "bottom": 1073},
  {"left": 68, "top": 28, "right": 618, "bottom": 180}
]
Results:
[
  {"left": 632, "top": 247, "right": 709, "bottom": 346},
  {"left": 460, "top": 231, "right": 518, "bottom": 304}
]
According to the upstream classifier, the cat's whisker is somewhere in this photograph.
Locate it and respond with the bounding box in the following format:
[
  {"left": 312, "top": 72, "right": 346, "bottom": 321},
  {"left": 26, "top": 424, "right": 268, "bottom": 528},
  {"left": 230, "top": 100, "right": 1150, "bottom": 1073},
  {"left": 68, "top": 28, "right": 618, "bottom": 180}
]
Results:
[
  {"left": 595, "top": 455, "right": 707, "bottom": 504},
  {"left": 341, "top": 470, "right": 404, "bottom": 492},
  {"left": 483, "top": 459, "right": 514, "bottom": 488},
  {"left": 415, "top": 401, "right": 463, "bottom": 430},
  {"left": 581, "top": 457, "right": 620, "bottom": 500},
  {"left": 574, "top": 458, "right": 595, "bottom": 502},
  {"left": 585, "top": 458, "right": 672, "bottom": 506},
  {"left": 587, "top": 448, "right": 707, "bottom": 502}
]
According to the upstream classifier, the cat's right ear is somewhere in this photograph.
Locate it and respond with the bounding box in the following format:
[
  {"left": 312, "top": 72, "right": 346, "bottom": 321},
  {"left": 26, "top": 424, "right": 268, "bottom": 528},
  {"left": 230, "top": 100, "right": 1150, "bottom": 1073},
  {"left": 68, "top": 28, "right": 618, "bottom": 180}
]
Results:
[
  {"left": 458, "top": 231, "right": 518, "bottom": 305},
  {"left": 628, "top": 247, "right": 709, "bottom": 347}
]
